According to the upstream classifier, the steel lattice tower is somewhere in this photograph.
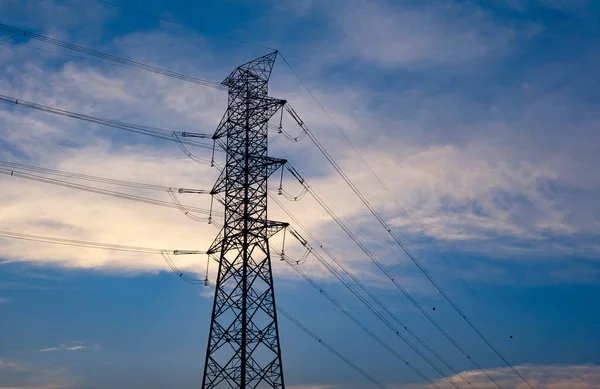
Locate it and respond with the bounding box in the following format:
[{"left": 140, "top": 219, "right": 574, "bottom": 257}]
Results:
[{"left": 203, "top": 51, "right": 288, "bottom": 389}]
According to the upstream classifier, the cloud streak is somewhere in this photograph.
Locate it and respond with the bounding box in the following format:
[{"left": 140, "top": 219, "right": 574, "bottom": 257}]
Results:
[
  {"left": 401, "top": 364, "right": 600, "bottom": 389},
  {"left": 39, "top": 343, "right": 100, "bottom": 353}
]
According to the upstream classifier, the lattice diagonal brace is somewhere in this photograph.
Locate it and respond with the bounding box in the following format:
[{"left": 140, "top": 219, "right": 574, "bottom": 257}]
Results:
[{"left": 203, "top": 51, "right": 289, "bottom": 389}]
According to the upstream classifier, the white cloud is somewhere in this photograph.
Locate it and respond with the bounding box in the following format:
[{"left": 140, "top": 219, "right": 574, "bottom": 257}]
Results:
[
  {"left": 64, "top": 346, "right": 84, "bottom": 351},
  {"left": 39, "top": 348, "right": 60, "bottom": 353},
  {"left": 39, "top": 342, "right": 99, "bottom": 353},
  {"left": 401, "top": 364, "right": 600, "bottom": 389},
  {"left": 332, "top": 0, "right": 533, "bottom": 67}
]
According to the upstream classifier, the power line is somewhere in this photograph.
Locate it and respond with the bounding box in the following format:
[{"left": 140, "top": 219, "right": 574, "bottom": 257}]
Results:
[
  {"left": 276, "top": 305, "right": 388, "bottom": 389},
  {"left": 279, "top": 51, "right": 510, "bottom": 335},
  {"left": 279, "top": 53, "right": 530, "bottom": 388},
  {"left": 0, "top": 230, "right": 186, "bottom": 254},
  {"left": 0, "top": 159, "right": 175, "bottom": 191},
  {"left": 272, "top": 247, "right": 447, "bottom": 389},
  {"left": 0, "top": 167, "right": 219, "bottom": 217},
  {"left": 0, "top": 33, "right": 134, "bottom": 68},
  {"left": 270, "top": 194, "right": 477, "bottom": 389},
  {"left": 0, "top": 94, "right": 215, "bottom": 153},
  {"left": 281, "top": 104, "right": 532, "bottom": 388},
  {"left": 271, "top": 141, "right": 505, "bottom": 389},
  {"left": 0, "top": 23, "right": 227, "bottom": 90}
]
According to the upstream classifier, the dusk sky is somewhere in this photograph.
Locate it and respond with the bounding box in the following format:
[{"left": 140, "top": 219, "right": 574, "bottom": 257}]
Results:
[{"left": 1, "top": 0, "right": 600, "bottom": 388}]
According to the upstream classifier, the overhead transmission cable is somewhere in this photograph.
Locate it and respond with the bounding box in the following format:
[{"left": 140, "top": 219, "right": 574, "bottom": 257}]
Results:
[
  {"left": 0, "top": 23, "right": 227, "bottom": 90},
  {"left": 0, "top": 95, "right": 215, "bottom": 153},
  {"left": 278, "top": 55, "right": 530, "bottom": 388},
  {"left": 0, "top": 159, "right": 174, "bottom": 191},
  {"left": 0, "top": 230, "right": 202, "bottom": 255},
  {"left": 281, "top": 105, "right": 532, "bottom": 389},
  {"left": 0, "top": 34, "right": 136, "bottom": 69},
  {"left": 270, "top": 194, "right": 477, "bottom": 389},
  {"left": 279, "top": 54, "right": 509, "bottom": 330},
  {"left": 0, "top": 166, "right": 219, "bottom": 218},
  {"left": 271, "top": 141, "right": 504, "bottom": 389},
  {"left": 271, "top": 247, "right": 448, "bottom": 389}
]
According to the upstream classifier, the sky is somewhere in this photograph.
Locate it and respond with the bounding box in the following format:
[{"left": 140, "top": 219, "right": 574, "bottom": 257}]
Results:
[{"left": 0, "top": 0, "right": 599, "bottom": 388}]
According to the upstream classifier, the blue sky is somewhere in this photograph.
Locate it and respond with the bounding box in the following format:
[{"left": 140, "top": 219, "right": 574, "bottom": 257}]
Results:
[{"left": 1, "top": 0, "right": 600, "bottom": 388}]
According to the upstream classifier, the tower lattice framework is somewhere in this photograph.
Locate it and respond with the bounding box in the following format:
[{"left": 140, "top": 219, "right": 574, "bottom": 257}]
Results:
[{"left": 203, "top": 51, "right": 288, "bottom": 389}]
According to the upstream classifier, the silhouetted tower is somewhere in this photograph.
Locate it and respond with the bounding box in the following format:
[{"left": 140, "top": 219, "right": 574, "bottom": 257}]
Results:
[{"left": 203, "top": 52, "right": 288, "bottom": 389}]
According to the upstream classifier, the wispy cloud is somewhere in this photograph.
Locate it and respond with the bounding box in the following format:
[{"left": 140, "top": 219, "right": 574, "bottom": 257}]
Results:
[
  {"left": 39, "top": 342, "right": 100, "bottom": 353},
  {"left": 65, "top": 346, "right": 84, "bottom": 351},
  {"left": 400, "top": 364, "right": 600, "bottom": 389},
  {"left": 330, "top": 0, "right": 536, "bottom": 67},
  {"left": 39, "top": 347, "right": 60, "bottom": 353},
  {"left": 0, "top": 297, "right": 10, "bottom": 303}
]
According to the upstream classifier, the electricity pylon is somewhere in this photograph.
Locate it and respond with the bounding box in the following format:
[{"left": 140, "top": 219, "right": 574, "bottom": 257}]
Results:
[{"left": 202, "top": 51, "right": 288, "bottom": 389}]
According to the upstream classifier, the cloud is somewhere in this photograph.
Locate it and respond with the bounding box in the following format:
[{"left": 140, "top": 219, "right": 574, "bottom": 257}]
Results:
[
  {"left": 39, "top": 343, "right": 100, "bottom": 353},
  {"left": 64, "top": 346, "right": 84, "bottom": 351},
  {"left": 0, "top": 297, "right": 10, "bottom": 303},
  {"left": 331, "top": 0, "right": 534, "bottom": 67},
  {"left": 39, "top": 348, "right": 60, "bottom": 353},
  {"left": 0, "top": 0, "right": 599, "bottom": 289},
  {"left": 400, "top": 364, "right": 600, "bottom": 389}
]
